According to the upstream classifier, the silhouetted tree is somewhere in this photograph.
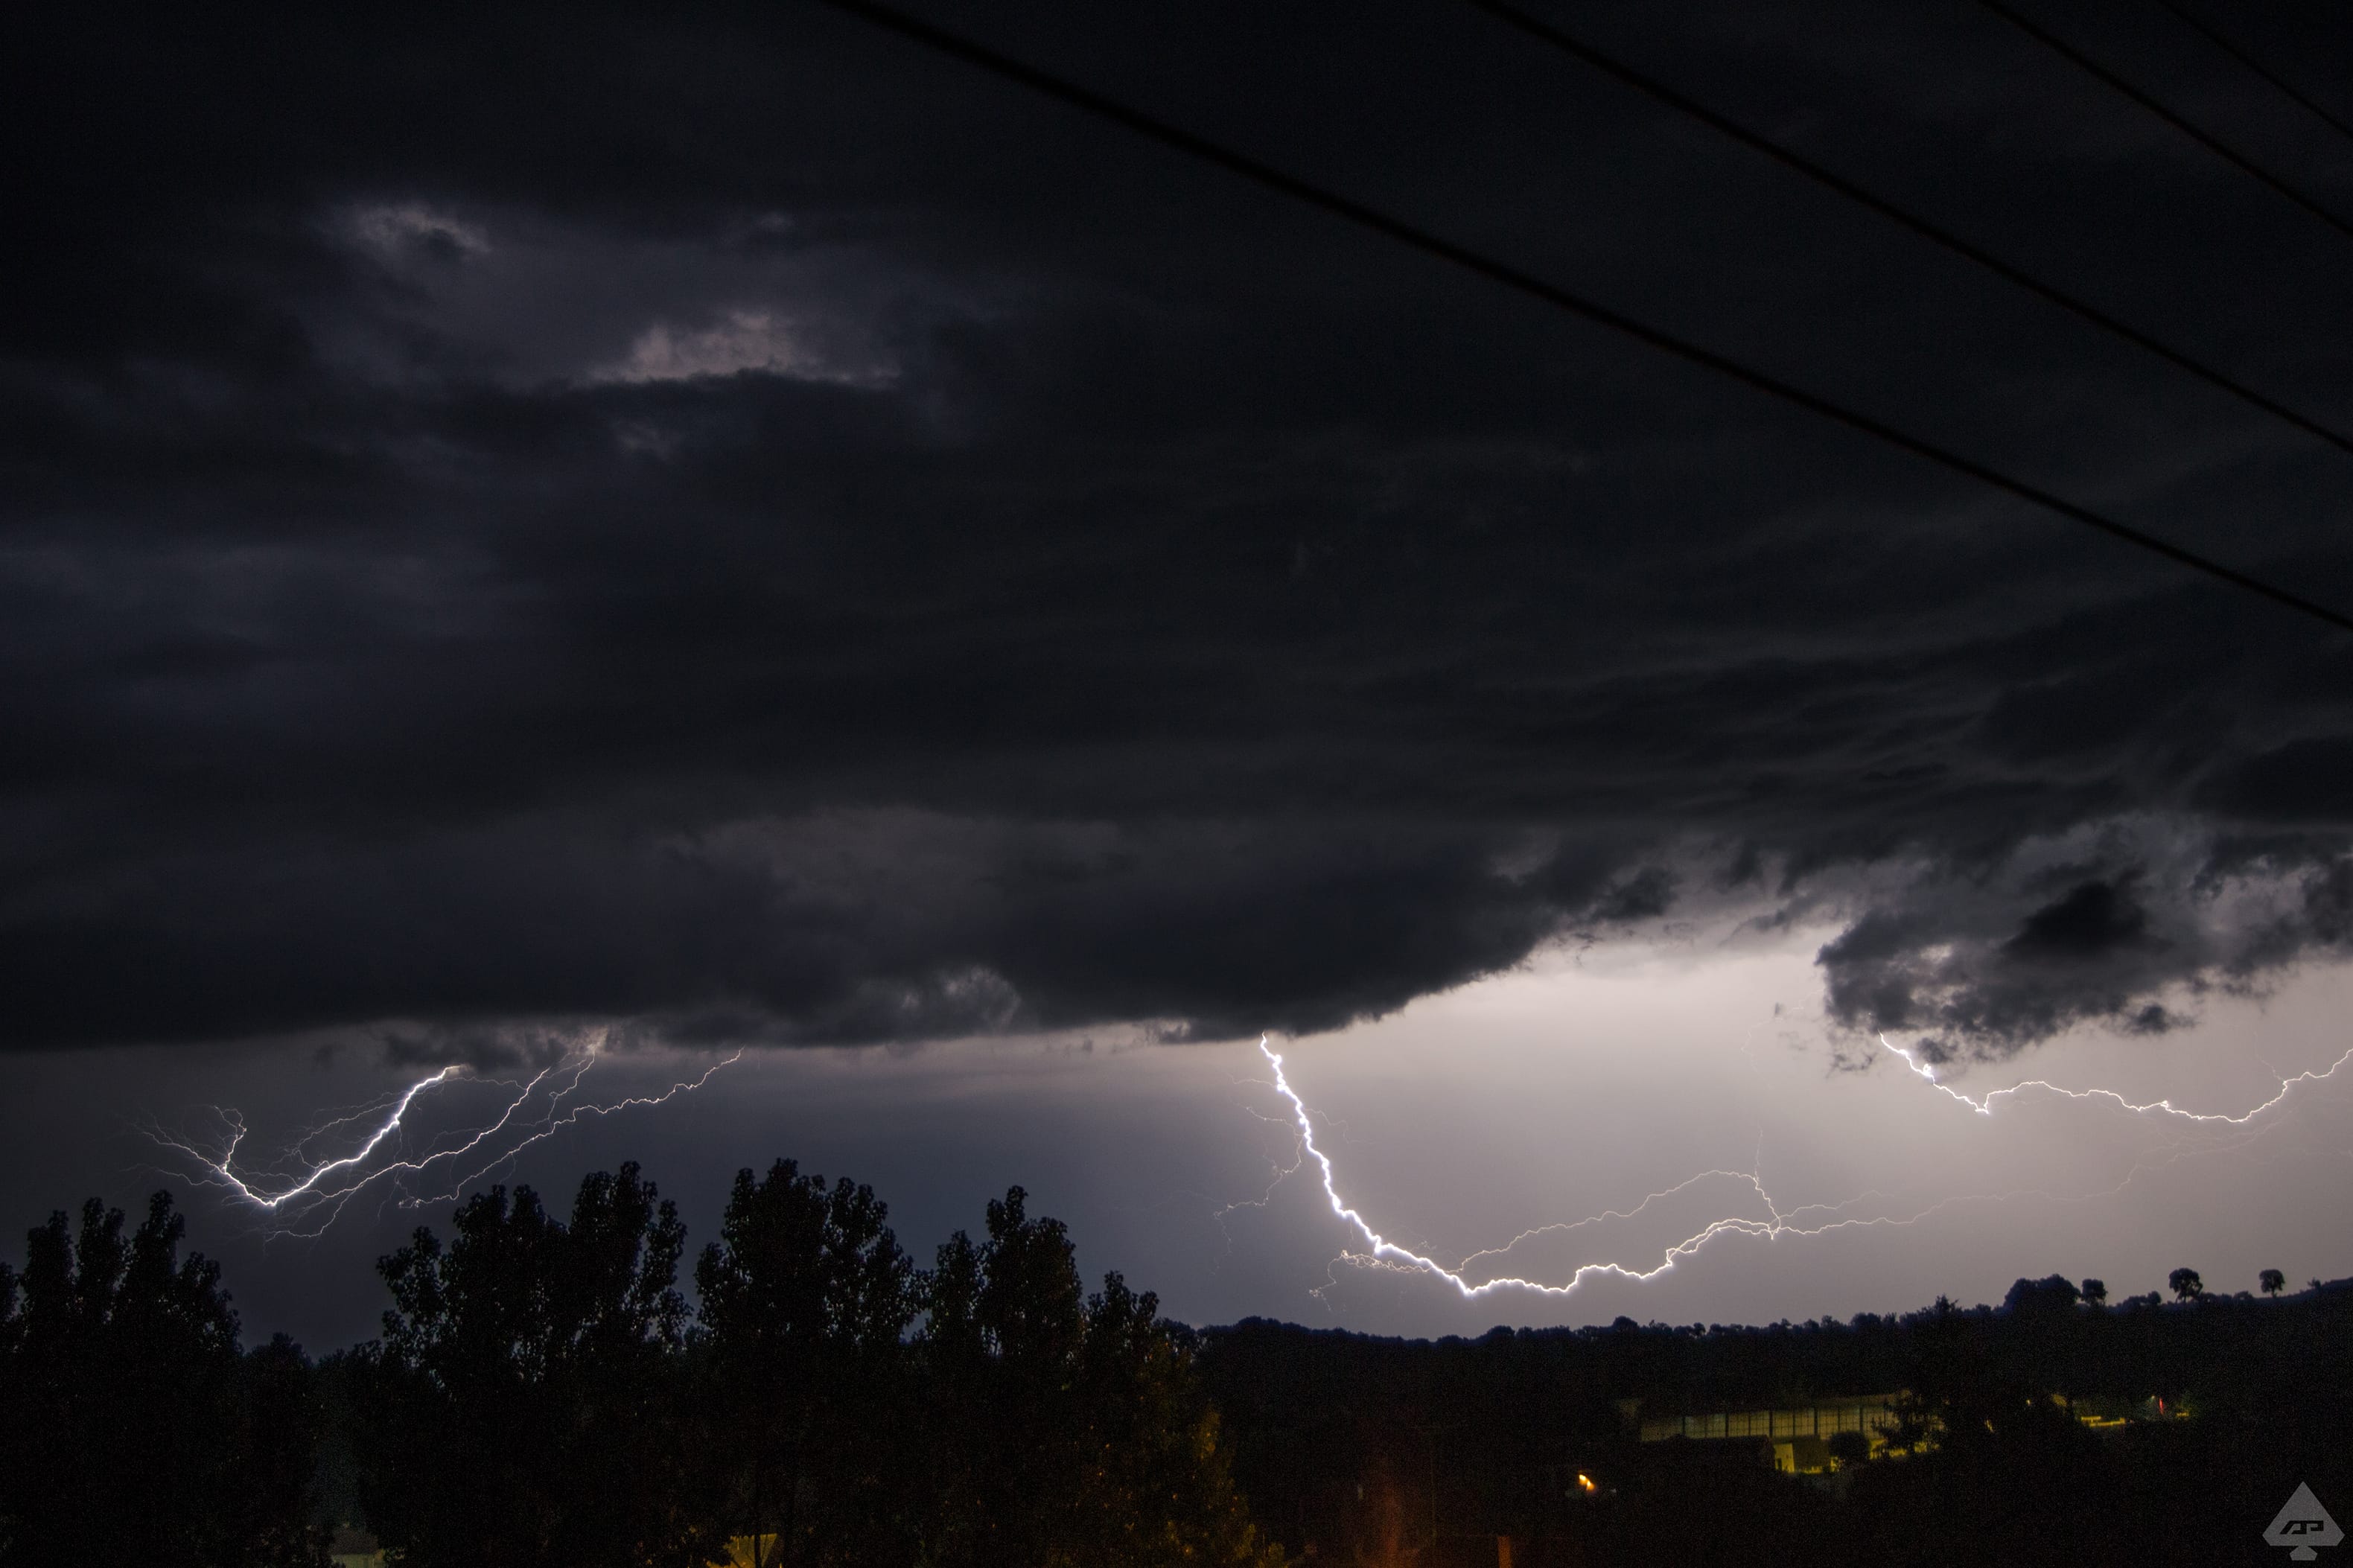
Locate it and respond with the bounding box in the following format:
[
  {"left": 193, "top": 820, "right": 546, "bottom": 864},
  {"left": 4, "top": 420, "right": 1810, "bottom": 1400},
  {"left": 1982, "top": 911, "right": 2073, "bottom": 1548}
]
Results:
[
  {"left": 1065, "top": 1272, "right": 1280, "bottom": 1567},
  {"left": 1852, "top": 1289, "right": 2116, "bottom": 1565},
  {"left": 914, "top": 1187, "right": 1283, "bottom": 1568},
  {"left": 2003, "top": 1275, "right": 2079, "bottom": 1315},
  {"left": 693, "top": 1160, "right": 917, "bottom": 1567},
  {"left": 2002, "top": 1275, "right": 2083, "bottom": 1398},
  {"left": 2261, "top": 1269, "right": 2286, "bottom": 1297},
  {"left": 354, "top": 1164, "right": 704, "bottom": 1568},
  {"left": 0, "top": 1193, "right": 326, "bottom": 1567},
  {"left": 2168, "top": 1267, "right": 2204, "bottom": 1302},
  {"left": 2079, "top": 1278, "right": 2106, "bottom": 1308},
  {"left": 235, "top": 1333, "right": 336, "bottom": 1567},
  {"left": 917, "top": 1187, "right": 1091, "bottom": 1566}
]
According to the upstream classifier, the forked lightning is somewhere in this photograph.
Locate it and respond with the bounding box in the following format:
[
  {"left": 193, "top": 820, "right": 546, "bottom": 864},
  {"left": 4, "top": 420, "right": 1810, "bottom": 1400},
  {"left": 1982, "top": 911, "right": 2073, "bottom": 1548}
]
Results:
[
  {"left": 1249, "top": 1028, "right": 2349, "bottom": 1301},
  {"left": 150, "top": 1035, "right": 740, "bottom": 1237}
]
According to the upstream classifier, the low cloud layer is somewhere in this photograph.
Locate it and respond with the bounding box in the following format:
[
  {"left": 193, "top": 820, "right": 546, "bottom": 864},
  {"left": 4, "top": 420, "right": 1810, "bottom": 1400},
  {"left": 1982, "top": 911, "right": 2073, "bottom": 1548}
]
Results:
[
  {"left": 1817, "top": 821, "right": 2353, "bottom": 1059},
  {"left": 5, "top": 1, "right": 2352, "bottom": 1061}
]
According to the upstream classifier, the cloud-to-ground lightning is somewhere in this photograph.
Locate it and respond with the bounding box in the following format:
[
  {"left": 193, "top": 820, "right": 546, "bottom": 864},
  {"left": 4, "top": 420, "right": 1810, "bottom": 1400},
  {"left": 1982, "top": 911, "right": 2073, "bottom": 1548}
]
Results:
[
  {"left": 147, "top": 1034, "right": 741, "bottom": 1237},
  {"left": 1248, "top": 1038, "right": 1943, "bottom": 1299},
  {"left": 1243, "top": 1025, "right": 2352, "bottom": 1304}
]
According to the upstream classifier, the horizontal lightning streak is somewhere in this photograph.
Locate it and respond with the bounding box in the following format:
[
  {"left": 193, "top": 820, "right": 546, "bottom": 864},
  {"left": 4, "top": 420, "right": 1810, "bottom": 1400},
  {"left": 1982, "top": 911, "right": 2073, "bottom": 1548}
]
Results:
[
  {"left": 1252, "top": 1023, "right": 2350, "bottom": 1301},
  {"left": 1877, "top": 1034, "right": 2353, "bottom": 1124}
]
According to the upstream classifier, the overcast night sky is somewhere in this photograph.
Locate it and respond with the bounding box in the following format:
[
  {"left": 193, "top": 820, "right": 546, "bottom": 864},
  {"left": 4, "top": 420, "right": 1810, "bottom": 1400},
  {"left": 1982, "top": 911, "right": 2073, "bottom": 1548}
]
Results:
[{"left": 7, "top": 0, "right": 2353, "bottom": 1351}]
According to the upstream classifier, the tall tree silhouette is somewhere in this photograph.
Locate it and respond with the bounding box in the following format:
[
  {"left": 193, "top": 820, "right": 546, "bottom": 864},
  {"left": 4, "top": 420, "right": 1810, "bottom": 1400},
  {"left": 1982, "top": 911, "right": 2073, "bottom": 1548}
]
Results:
[
  {"left": 0, "top": 1193, "right": 325, "bottom": 1567},
  {"left": 693, "top": 1160, "right": 917, "bottom": 1567},
  {"left": 2261, "top": 1269, "right": 2287, "bottom": 1297},
  {"left": 2168, "top": 1267, "right": 2205, "bottom": 1302},
  {"left": 914, "top": 1186, "right": 1282, "bottom": 1568},
  {"left": 354, "top": 1164, "right": 703, "bottom": 1568},
  {"left": 1065, "top": 1270, "right": 1281, "bottom": 1567},
  {"left": 917, "top": 1187, "right": 1087, "bottom": 1567},
  {"left": 235, "top": 1332, "right": 336, "bottom": 1566}
]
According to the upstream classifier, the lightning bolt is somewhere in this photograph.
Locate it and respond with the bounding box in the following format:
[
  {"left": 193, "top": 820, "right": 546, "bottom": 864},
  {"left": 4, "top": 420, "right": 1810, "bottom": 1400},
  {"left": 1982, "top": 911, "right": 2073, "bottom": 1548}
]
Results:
[
  {"left": 147, "top": 1033, "right": 742, "bottom": 1237},
  {"left": 1246, "top": 1023, "right": 2350, "bottom": 1303},
  {"left": 1876, "top": 1033, "right": 2353, "bottom": 1124},
  {"left": 1255, "top": 1038, "right": 1856, "bottom": 1298}
]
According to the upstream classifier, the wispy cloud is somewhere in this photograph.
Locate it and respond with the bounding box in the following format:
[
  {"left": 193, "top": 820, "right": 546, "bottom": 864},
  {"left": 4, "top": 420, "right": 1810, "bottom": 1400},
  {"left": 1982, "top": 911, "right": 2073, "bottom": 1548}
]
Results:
[
  {"left": 593, "top": 309, "right": 894, "bottom": 386},
  {"left": 347, "top": 202, "right": 490, "bottom": 261}
]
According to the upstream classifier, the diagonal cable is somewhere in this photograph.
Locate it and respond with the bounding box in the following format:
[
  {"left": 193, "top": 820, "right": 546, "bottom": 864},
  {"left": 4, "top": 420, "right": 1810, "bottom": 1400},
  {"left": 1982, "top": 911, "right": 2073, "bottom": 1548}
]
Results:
[
  {"left": 812, "top": 0, "right": 2353, "bottom": 636},
  {"left": 1464, "top": 0, "right": 2353, "bottom": 461},
  {"left": 2156, "top": 0, "right": 2353, "bottom": 150},
  {"left": 1978, "top": 0, "right": 2353, "bottom": 245}
]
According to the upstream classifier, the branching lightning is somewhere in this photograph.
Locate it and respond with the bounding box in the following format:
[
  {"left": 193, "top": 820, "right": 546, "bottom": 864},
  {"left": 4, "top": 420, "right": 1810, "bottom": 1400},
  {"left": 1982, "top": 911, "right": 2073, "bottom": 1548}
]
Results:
[
  {"left": 1876, "top": 1033, "right": 2353, "bottom": 1124},
  {"left": 1252, "top": 1039, "right": 1938, "bottom": 1299},
  {"left": 147, "top": 1033, "right": 741, "bottom": 1237},
  {"left": 1243, "top": 1024, "right": 2351, "bottom": 1304}
]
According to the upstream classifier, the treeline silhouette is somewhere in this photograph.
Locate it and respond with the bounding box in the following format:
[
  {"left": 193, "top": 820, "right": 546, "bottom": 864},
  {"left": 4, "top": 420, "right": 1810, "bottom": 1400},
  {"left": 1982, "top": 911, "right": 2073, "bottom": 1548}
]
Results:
[
  {"left": 1200, "top": 1274, "right": 2353, "bottom": 1566},
  {"left": 0, "top": 1193, "right": 321, "bottom": 1566},
  {"left": 4, "top": 1161, "right": 2351, "bottom": 1568},
  {"left": 0, "top": 1162, "right": 1281, "bottom": 1568}
]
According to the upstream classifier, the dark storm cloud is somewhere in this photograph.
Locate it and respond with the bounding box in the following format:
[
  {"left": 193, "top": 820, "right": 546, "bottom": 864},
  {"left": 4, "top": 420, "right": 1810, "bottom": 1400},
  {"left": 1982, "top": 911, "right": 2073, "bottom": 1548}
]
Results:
[
  {"left": 1815, "top": 823, "right": 2353, "bottom": 1057},
  {"left": 5, "top": 0, "right": 2353, "bottom": 1059}
]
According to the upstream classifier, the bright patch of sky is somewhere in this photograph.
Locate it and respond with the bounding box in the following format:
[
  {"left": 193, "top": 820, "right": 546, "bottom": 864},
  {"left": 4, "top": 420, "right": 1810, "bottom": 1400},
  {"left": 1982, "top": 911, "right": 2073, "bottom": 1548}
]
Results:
[{"left": 6, "top": 922, "right": 2347, "bottom": 1350}]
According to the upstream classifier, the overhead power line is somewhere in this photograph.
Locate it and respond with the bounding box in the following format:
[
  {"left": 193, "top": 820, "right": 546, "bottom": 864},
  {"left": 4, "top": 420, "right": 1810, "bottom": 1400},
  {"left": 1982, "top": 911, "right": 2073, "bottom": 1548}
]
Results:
[
  {"left": 1976, "top": 0, "right": 2353, "bottom": 246},
  {"left": 812, "top": 0, "right": 2353, "bottom": 637},
  {"left": 2156, "top": 0, "right": 2353, "bottom": 150},
  {"left": 1462, "top": 0, "right": 2353, "bottom": 461}
]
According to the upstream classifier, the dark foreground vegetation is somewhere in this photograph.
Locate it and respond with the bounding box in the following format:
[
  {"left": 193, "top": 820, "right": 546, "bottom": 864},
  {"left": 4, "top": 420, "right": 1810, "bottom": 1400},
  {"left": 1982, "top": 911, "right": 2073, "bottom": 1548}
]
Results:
[
  {"left": 1, "top": 1162, "right": 2348, "bottom": 1568},
  {"left": 1203, "top": 1273, "right": 2353, "bottom": 1567},
  {"left": 0, "top": 1164, "right": 1278, "bottom": 1568}
]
